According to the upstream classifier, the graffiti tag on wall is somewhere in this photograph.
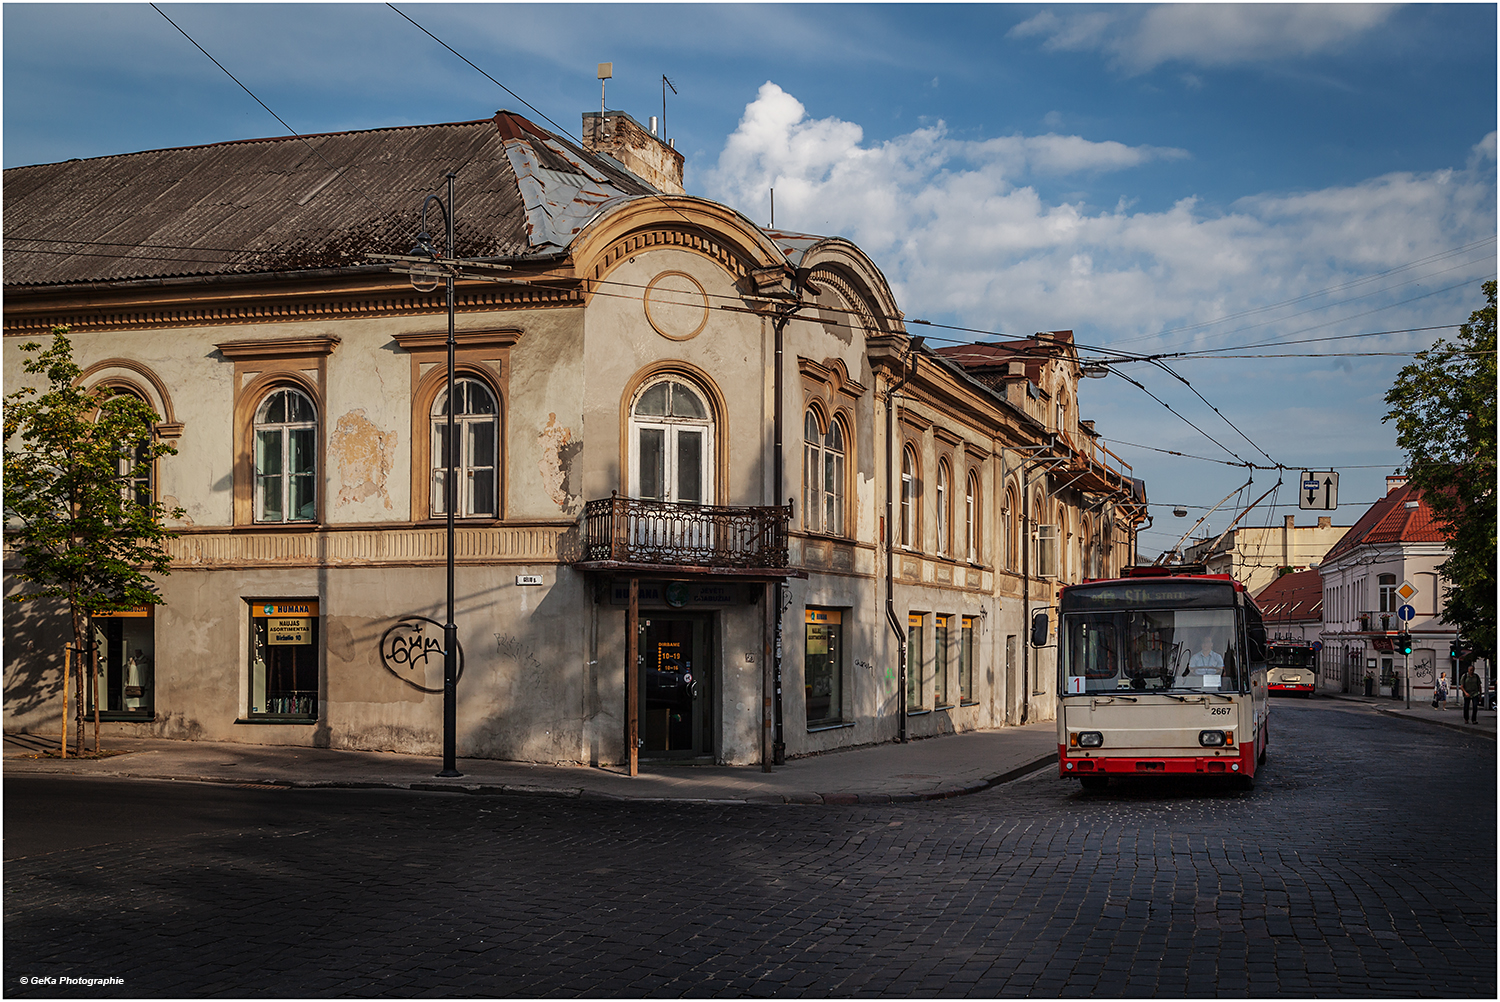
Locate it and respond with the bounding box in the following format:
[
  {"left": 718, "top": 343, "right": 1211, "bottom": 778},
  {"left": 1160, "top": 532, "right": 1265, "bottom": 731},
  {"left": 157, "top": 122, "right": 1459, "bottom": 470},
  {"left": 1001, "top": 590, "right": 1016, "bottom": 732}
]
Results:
[{"left": 380, "top": 616, "right": 466, "bottom": 693}]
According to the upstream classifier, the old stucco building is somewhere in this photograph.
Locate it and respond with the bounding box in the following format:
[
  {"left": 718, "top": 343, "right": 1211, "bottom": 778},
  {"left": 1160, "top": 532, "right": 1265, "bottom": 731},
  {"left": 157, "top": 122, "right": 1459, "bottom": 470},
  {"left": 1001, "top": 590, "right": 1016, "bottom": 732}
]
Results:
[{"left": 4, "top": 108, "right": 1146, "bottom": 766}]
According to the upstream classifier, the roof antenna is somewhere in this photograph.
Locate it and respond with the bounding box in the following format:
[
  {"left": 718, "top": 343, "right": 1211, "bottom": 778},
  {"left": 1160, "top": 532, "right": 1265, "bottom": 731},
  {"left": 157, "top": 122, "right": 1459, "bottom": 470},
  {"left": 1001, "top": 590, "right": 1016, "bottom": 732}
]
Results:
[
  {"left": 597, "top": 62, "right": 612, "bottom": 117},
  {"left": 770, "top": 188, "right": 775, "bottom": 229},
  {"left": 661, "top": 75, "right": 677, "bottom": 143}
]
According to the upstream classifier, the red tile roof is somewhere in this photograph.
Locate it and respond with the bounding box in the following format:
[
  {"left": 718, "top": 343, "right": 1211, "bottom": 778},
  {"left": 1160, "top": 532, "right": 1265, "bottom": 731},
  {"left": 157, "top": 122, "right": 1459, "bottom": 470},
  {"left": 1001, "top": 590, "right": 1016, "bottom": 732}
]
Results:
[
  {"left": 1254, "top": 569, "right": 1323, "bottom": 624},
  {"left": 1322, "top": 480, "right": 1446, "bottom": 564}
]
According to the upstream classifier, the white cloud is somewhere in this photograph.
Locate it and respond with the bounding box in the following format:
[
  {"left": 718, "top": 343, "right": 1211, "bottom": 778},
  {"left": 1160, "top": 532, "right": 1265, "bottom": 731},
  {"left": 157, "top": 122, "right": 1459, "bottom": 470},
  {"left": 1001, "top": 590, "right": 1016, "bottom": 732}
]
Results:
[
  {"left": 1010, "top": 3, "right": 1399, "bottom": 74},
  {"left": 702, "top": 82, "right": 1497, "bottom": 356}
]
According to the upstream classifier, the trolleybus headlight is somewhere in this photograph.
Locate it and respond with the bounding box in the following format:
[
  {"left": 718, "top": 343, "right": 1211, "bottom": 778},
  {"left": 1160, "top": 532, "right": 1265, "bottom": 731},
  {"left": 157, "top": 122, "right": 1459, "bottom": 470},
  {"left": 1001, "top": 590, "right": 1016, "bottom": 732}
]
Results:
[
  {"left": 1076, "top": 731, "right": 1104, "bottom": 748},
  {"left": 1199, "top": 730, "right": 1226, "bottom": 747}
]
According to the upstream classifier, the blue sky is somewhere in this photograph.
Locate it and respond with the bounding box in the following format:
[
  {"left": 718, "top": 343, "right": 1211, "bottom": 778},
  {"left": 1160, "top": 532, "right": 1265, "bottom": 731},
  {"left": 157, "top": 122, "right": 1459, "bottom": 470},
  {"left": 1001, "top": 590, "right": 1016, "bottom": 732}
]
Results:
[{"left": 4, "top": 2, "right": 1496, "bottom": 558}]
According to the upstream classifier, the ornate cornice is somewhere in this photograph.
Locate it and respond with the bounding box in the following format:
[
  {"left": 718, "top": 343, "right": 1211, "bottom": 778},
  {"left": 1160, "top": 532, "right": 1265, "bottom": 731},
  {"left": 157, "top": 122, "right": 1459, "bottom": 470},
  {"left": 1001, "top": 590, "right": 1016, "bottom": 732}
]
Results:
[{"left": 3, "top": 276, "right": 584, "bottom": 337}]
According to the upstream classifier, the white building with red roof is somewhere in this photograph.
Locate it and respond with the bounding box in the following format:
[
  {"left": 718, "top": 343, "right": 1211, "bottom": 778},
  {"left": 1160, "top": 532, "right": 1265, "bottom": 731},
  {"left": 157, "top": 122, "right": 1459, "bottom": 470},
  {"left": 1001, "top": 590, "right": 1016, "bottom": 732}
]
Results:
[{"left": 1317, "top": 474, "right": 1461, "bottom": 700}]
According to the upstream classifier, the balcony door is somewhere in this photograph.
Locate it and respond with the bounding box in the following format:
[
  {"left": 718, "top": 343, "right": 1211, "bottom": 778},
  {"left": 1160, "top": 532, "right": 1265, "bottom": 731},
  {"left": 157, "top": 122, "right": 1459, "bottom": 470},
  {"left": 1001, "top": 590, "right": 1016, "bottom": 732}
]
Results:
[
  {"left": 630, "top": 379, "right": 714, "bottom": 506},
  {"left": 629, "top": 379, "right": 716, "bottom": 556}
]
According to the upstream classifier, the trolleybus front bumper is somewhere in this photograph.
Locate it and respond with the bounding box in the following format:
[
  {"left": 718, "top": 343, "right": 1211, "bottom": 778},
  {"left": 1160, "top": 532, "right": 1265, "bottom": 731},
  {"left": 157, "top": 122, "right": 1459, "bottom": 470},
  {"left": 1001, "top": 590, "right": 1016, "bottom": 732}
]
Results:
[{"left": 1058, "top": 744, "right": 1255, "bottom": 778}]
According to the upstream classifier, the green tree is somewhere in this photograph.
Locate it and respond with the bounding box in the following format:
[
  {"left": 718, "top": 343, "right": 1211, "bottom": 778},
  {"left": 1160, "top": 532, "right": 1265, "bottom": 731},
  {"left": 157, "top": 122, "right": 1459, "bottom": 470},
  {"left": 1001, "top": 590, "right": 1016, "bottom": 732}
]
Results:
[
  {"left": 3, "top": 328, "right": 185, "bottom": 748},
  {"left": 1384, "top": 280, "right": 1497, "bottom": 666}
]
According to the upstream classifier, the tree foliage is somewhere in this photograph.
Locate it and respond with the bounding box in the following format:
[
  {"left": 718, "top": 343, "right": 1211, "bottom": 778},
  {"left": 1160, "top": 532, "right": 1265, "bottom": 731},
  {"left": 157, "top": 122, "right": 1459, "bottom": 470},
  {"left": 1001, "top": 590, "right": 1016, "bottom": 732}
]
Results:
[
  {"left": 3, "top": 329, "right": 185, "bottom": 658},
  {"left": 1383, "top": 280, "right": 1497, "bottom": 665}
]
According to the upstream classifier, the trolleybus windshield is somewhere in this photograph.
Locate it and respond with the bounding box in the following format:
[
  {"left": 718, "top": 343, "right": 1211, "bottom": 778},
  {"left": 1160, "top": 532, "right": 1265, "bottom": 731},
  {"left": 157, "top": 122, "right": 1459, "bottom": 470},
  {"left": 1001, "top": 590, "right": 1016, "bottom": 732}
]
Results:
[{"left": 1062, "top": 608, "right": 1241, "bottom": 695}]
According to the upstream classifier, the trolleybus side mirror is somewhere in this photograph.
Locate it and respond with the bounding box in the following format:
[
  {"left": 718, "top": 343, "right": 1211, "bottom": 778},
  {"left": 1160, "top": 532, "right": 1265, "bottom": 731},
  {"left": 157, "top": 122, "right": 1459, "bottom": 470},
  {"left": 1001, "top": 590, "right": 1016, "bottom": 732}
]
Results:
[{"left": 1030, "top": 610, "right": 1050, "bottom": 648}]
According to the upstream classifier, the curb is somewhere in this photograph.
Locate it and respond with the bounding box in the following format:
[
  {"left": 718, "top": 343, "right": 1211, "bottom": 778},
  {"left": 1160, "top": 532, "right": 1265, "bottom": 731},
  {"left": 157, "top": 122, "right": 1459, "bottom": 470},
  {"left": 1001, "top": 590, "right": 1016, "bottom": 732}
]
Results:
[
  {"left": 1369, "top": 707, "right": 1497, "bottom": 740},
  {"left": 4, "top": 752, "right": 1061, "bottom": 805}
]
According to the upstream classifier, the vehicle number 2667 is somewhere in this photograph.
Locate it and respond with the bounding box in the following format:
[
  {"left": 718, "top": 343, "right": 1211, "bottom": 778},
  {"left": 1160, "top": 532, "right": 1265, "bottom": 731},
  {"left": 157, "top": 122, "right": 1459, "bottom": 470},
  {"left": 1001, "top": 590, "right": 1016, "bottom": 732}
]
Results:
[{"left": 1210, "top": 706, "right": 1232, "bottom": 715}]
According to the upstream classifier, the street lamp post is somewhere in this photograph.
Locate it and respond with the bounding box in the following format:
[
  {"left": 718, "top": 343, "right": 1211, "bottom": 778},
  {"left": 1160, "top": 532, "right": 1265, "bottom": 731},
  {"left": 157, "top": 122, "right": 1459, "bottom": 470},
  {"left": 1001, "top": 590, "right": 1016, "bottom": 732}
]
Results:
[{"left": 412, "top": 172, "right": 462, "bottom": 778}]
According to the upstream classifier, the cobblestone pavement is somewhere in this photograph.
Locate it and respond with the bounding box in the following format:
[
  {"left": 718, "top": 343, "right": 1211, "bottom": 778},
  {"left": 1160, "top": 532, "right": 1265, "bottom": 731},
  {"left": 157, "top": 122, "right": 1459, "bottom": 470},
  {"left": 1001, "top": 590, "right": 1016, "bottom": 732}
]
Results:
[{"left": 5, "top": 700, "right": 1494, "bottom": 997}]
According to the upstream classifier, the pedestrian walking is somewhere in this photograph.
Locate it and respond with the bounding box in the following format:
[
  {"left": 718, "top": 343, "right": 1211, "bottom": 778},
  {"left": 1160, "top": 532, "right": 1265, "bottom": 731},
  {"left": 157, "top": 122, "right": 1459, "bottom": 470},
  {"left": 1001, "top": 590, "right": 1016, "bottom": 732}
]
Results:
[
  {"left": 1433, "top": 672, "right": 1449, "bottom": 710},
  {"left": 1460, "top": 665, "right": 1483, "bottom": 723}
]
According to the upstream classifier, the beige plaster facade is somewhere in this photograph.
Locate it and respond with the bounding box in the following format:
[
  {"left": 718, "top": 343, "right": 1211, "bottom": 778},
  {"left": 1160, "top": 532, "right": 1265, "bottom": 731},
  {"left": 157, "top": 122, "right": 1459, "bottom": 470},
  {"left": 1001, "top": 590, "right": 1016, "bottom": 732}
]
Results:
[{"left": 4, "top": 112, "right": 1146, "bottom": 766}]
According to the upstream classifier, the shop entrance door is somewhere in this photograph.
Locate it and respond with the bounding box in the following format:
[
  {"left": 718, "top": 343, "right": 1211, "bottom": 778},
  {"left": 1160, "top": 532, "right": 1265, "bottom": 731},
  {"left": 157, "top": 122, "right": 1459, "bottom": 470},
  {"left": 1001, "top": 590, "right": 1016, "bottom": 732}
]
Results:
[{"left": 639, "top": 614, "right": 713, "bottom": 757}]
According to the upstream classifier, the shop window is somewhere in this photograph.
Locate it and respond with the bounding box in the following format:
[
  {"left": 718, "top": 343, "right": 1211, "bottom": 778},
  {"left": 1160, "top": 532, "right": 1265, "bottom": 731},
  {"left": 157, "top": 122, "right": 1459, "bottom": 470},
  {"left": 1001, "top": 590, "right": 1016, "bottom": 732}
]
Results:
[
  {"left": 935, "top": 614, "right": 952, "bottom": 707},
  {"left": 431, "top": 378, "right": 499, "bottom": 518},
  {"left": 907, "top": 613, "right": 925, "bottom": 711},
  {"left": 87, "top": 607, "right": 155, "bottom": 719},
  {"left": 960, "top": 616, "right": 976, "bottom": 704},
  {"left": 247, "top": 600, "right": 319, "bottom": 720},
  {"left": 803, "top": 411, "right": 846, "bottom": 535},
  {"left": 253, "top": 387, "right": 317, "bottom": 523},
  {"left": 804, "top": 608, "right": 844, "bottom": 727}
]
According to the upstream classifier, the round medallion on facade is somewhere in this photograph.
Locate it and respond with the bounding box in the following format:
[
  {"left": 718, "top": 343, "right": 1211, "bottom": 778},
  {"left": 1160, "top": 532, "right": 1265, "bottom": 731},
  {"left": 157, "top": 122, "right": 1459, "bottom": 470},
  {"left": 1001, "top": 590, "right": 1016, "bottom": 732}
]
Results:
[{"left": 644, "top": 271, "right": 710, "bottom": 341}]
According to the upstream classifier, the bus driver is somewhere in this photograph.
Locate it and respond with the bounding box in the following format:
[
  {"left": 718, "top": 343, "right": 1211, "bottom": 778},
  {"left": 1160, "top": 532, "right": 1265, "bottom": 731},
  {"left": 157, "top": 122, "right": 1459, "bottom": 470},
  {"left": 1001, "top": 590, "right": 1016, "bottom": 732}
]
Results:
[{"left": 1187, "top": 635, "right": 1224, "bottom": 673}]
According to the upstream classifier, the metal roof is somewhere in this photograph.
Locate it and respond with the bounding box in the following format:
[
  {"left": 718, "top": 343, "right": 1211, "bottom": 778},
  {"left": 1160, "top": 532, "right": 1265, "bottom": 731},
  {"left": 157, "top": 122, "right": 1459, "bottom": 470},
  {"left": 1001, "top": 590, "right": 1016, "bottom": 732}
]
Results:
[{"left": 2, "top": 111, "right": 660, "bottom": 288}]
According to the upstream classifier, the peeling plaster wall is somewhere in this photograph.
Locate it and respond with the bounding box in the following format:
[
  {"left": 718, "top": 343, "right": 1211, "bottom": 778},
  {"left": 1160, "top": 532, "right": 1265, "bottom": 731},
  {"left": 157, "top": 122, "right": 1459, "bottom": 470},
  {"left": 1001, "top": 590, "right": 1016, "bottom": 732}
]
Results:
[
  {"left": 324, "top": 320, "right": 410, "bottom": 522},
  {"left": 507, "top": 310, "right": 586, "bottom": 519}
]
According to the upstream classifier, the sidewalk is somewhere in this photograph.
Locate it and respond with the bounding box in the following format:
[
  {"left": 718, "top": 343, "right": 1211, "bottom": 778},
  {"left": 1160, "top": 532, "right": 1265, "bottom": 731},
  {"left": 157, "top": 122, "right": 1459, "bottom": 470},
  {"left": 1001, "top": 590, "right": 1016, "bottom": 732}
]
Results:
[
  {"left": 2, "top": 723, "right": 1061, "bottom": 805},
  {"left": 6, "top": 695, "right": 1489, "bottom": 804},
  {"left": 1321, "top": 690, "right": 1497, "bottom": 738}
]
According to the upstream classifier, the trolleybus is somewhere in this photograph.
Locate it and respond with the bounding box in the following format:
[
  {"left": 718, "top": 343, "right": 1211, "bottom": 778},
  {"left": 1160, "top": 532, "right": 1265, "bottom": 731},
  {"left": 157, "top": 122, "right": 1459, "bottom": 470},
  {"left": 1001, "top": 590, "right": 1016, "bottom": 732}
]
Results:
[
  {"left": 1037, "top": 565, "right": 1269, "bottom": 791},
  {"left": 1266, "top": 639, "right": 1318, "bottom": 697}
]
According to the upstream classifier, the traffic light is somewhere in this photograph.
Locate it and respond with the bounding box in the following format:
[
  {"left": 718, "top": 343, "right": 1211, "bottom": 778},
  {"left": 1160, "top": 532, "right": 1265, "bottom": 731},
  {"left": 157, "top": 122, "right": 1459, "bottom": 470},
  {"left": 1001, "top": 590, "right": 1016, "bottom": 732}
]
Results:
[
  {"left": 1450, "top": 639, "right": 1462, "bottom": 660},
  {"left": 1399, "top": 634, "right": 1414, "bottom": 656}
]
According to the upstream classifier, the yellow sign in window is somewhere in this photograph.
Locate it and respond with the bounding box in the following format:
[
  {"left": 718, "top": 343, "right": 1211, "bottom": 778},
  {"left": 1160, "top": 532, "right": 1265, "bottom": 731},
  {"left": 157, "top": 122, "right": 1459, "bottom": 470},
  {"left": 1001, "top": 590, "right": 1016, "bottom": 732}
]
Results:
[{"left": 268, "top": 617, "right": 313, "bottom": 645}]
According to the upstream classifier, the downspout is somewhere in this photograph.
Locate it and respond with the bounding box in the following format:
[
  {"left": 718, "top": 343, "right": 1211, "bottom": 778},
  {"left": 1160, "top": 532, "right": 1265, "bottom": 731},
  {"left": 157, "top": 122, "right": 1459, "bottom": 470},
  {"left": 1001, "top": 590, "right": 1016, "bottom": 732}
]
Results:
[
  {"left": 771, "top": 308, "right": 788, "bottom": 766},
  {"left": 885, "top": 339, "right": 919, "bottom": 742},
  {"left": 1021, "top": 457, "right": 1031, "bottom": 725}
]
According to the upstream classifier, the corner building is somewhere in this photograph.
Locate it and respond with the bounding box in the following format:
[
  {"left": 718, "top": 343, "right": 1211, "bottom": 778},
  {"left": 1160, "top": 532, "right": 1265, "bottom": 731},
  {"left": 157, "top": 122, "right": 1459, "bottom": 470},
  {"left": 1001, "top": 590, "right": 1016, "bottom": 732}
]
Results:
[{"left": 3, "top": 109, "right": 1147, "bottom": 766}]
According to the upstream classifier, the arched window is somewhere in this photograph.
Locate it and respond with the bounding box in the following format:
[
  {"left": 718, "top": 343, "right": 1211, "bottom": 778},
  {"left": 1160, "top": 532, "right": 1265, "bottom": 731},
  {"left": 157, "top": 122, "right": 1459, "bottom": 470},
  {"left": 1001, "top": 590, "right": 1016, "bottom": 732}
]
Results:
[
  {"left": 965, "top": 470, "right": 980, "bottom": 564},
  {"left": 101, "top": 387, "right": 154, "bottom": 508},
  {"left": 254, "top": 387, "right": 317, "bottom": 523},
  {"left": 431, "top": 378, "right": 499, "bottom": 518},
  {"left": 900, "top": 446, "right": 918, "bottom": 549},
  {"left": 803, "top": 410, "right": 846, "bottom": 535},
  {"left": 630, "top": 378, "right": 713, "bottom": 504},
  {"left": 1005, "top": 485, "right": 1020, "bottom": 571},
  {"left": 935, "top": 460, "right": 951, "bottom": 556}
]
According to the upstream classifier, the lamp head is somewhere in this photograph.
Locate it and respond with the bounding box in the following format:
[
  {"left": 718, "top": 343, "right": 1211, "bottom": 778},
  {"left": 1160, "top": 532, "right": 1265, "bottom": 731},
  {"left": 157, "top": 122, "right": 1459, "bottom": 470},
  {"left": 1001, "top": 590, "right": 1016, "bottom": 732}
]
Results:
[{"left": 409, "top": 230, "right": 437, "bottom": 260}]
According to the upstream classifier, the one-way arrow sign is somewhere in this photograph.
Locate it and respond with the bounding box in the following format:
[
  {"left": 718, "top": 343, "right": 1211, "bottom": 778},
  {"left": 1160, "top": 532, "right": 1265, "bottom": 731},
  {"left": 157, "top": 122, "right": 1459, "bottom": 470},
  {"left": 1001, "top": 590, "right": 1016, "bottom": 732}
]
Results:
[{"left": 1299, "top": 470, "right": 1339, "bottom": 510}]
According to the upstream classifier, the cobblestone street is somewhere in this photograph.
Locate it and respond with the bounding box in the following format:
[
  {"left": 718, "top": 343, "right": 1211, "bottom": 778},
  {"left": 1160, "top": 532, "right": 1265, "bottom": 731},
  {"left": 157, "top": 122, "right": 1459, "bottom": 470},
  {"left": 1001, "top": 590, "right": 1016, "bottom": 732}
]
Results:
[{"left": 5, "top": 700, "right": 1494, "bottom": 997}]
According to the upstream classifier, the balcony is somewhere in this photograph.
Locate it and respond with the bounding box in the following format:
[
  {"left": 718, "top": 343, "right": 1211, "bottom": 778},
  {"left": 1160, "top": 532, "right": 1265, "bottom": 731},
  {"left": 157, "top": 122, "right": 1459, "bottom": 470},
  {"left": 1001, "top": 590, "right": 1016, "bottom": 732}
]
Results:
[{"left": 571, "top": 494, "right": 793, "bottom": 574}]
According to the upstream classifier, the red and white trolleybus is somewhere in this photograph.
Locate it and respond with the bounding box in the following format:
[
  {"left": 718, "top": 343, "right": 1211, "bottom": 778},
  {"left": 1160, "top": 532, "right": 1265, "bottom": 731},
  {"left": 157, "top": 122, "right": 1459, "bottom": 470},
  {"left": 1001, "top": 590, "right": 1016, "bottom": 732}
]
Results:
[
  {"left": 1266, "top": 640, "right": 1319, "bottom": 696},
  {"left": 1036, "top": 565, "right": 1270, "bottom": 791}
]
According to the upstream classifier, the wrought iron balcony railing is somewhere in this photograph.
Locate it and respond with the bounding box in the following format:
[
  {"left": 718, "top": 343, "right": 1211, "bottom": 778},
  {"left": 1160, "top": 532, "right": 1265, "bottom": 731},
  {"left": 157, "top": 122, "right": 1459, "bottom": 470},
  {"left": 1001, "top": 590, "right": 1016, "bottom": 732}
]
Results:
[{"left": 575, "top": 494, "right": 791, "bottom": 570}]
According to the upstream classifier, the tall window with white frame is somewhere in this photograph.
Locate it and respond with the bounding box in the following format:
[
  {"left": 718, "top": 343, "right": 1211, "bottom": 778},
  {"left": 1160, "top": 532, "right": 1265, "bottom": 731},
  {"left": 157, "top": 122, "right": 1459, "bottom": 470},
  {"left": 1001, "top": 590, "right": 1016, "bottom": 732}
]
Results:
[
  {"left": 901, "top": 446, "right": 918, "bottom": 549},
  {"left": 803, "top": 411, "right": 845, "bottom": 534},
  {"left": 254, "top": 387, "right": 317, "bottom": 523},
  {"left": 105, "top": 388, "right": 154, "bottom": 508},
  {"left": 935, "top": 460, "right": 950, "bottom": 556},
  {"left": 631, "top": 379, "right": 713, "bottom": 505},
  {"left": 1378, "top": 574, "right": 1397, "bottom": 614},
  {"left": 431, "top": 377, "right": 499, "bottom": 518},
  {"left": 965, "top": 470, "right": 979, "bottom": 564}
]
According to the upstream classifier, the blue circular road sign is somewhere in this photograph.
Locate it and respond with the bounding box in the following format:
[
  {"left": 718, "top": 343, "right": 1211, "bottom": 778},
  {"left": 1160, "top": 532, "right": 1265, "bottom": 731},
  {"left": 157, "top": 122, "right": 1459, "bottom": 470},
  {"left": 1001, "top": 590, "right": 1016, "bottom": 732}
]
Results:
[{"left": 1397, "top": 604, "right": 1416, "bottom": 622}]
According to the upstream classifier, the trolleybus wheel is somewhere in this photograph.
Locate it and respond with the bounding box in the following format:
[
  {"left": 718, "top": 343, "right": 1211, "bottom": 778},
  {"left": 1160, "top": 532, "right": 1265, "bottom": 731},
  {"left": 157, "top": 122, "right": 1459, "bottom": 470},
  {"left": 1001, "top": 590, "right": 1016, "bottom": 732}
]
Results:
[
  {"left": 1235, "top": 772, "right": 1256, "bottom": 791},
  {"left": 1079, "top": 775, "right": 1108, "bottom": 792}
]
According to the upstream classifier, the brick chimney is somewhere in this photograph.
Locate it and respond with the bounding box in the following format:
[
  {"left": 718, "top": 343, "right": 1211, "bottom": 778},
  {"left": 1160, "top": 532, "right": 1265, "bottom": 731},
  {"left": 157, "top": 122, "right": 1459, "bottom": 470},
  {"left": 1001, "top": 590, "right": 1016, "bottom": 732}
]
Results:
[
  {"left": 581, "top": 111, "right": 685, "bottom": 194},
  {"left": 1386, "top": 473, "right": 1410, "bottom": 494}
]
